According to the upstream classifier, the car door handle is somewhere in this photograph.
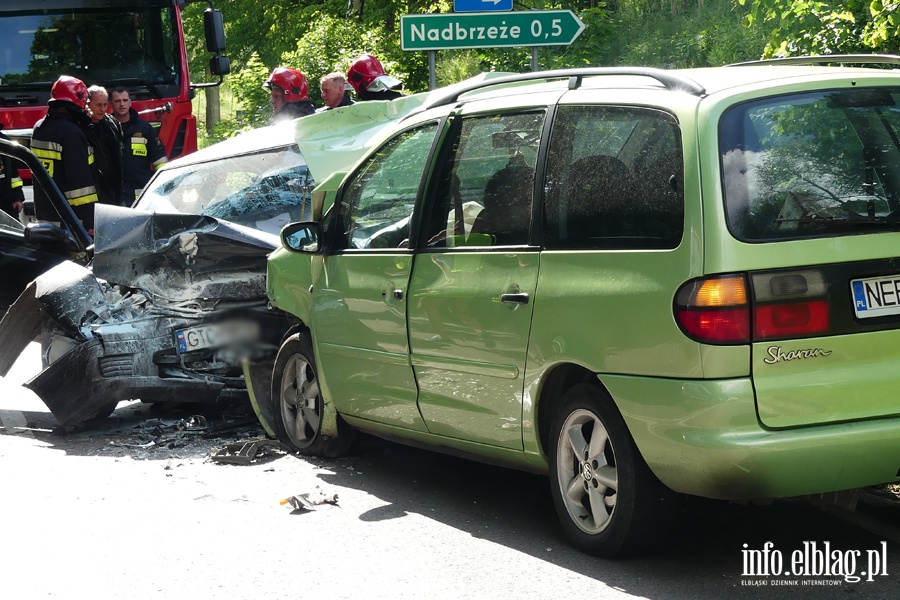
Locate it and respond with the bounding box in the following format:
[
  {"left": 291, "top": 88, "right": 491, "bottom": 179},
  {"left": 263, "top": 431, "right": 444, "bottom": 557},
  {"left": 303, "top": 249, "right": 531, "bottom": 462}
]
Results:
[{"left": 500, "top": 293, "right": 529, "bottom": 305}]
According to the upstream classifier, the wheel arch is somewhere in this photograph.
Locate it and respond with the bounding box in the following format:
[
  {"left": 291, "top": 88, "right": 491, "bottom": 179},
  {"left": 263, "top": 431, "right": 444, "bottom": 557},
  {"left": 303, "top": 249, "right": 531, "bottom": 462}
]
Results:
[
  {"left": 535, "top": 363, "right": 605, "bottom": 458},
  {"left": 535, "top": 364, "right": 654, "bottom": 464},
  {"left": 279, "top": 320, "right": 309, "bottom": 347}
]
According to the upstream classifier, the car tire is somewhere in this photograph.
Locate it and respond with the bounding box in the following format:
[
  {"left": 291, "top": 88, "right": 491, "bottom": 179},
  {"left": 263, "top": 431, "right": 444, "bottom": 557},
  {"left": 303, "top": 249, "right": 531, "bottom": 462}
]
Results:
[
  {"left": 272, "top": 333, "right": 331, "bottom": 456},
  {"left": 548, "top": 383, "right": 674, "bottom": 557}
]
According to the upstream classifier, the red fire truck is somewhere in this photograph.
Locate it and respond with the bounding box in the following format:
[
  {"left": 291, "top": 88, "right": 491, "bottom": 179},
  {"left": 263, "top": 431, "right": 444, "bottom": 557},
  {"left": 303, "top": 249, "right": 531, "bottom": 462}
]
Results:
[{"left": 0, "top": 0, "right": 228, "bottom": 175}]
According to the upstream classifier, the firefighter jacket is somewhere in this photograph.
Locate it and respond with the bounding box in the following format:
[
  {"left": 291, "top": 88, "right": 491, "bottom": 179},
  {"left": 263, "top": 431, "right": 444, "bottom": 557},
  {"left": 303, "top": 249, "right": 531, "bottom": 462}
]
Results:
[
  {"left": 315, "top": 94, "right": 354, "bottom": 113},
  {"left": 31, "top": 102, "right": 99, "bottom": 230},
  {"left": 271, "top": 100, "right": 316, "bottom": 123},
  {"left": 87, "top": 114, "right": 124, "bottom": 206},
  {"left": 120, "top": 108, "right": 167, "bottom": 204},
  {"left": 0, "top": 130, "right": 26, "bottom": 219}
]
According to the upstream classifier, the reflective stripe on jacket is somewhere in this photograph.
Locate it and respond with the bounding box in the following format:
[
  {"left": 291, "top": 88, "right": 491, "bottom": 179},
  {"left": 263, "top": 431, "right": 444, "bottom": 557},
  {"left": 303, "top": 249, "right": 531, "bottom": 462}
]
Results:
[
  {"left": 120, "top": 108, "right": 168, "bottom": 202},
  {"left": 31, "top": 103, "right": 100, "bottom": 228}
]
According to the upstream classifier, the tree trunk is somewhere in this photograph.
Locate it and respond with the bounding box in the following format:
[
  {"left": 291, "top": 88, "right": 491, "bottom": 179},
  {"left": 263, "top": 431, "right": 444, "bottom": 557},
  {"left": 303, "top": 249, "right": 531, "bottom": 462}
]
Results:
[{"left": 205, "top": 86, "right": 220, "bottom": 135}]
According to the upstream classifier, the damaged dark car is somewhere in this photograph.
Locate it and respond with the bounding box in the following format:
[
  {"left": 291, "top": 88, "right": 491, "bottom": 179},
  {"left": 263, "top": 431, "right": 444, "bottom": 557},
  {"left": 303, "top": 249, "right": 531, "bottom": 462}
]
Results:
[
  {"left": 0, "top": 137, "right": 92, "bottom": 311},
  {"left": 0, "top": 125, "right": 313, "bottom": 427}
]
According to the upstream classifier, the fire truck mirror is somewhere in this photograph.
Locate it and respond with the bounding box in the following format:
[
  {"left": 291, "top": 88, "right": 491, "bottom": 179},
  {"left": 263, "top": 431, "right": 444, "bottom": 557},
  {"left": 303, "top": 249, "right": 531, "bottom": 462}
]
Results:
[
  {"left": 210, "top": 56, "right": 231, "bottom": 77},
  {"left": 204, "top": 9, "right": 227, "bottom": 53}
]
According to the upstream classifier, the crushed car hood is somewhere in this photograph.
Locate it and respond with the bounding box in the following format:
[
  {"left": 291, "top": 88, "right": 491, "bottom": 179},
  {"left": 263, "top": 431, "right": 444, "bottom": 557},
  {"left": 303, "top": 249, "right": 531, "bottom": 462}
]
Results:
[{"left": 91, "top": 204, "right": 278, "bottom": 304}]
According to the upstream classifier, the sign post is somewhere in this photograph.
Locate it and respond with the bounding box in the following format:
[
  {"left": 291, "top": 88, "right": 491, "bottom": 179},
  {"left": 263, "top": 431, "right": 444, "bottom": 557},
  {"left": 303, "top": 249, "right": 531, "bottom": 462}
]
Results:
[{"left": 401, "top": 10, "right": 585, "bottom": 51}]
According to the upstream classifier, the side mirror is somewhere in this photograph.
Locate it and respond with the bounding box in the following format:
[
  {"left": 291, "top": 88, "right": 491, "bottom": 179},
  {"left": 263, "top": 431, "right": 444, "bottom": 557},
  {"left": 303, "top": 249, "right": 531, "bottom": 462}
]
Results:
[
  {"left": 24, "top": 222, "right": 82, "bottom": 253},
  {"left": 203, "top": 9, "right": 226, "bottom": 53},
  {"left": 281, "top": 222, "right": 322, "bottom": 254},
  {"left": 209, "top": 55, "right": 230, "bottom": 77}
]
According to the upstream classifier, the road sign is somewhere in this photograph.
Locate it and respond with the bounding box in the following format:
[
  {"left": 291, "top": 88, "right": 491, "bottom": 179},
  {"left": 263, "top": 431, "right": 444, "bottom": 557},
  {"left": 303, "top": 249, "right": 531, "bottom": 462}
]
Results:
[
  {"left": 401, "top": 10, "right": 585, "bottom": 51},
  {"left": 454, "top": 0, "right": 513, "bottom": 13}
]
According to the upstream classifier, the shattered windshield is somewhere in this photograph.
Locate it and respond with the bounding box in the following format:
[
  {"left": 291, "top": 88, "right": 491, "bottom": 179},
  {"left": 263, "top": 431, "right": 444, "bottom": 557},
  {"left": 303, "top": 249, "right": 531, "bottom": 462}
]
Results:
[
  {"left": 720, "top": 87, "right": 900, "bottom": 241},
  {"left": 137, "top": 144, "right": 314, "bottom": 236},
  {"left": 0, "top": 8, "right": 176, "bottom": 89}
]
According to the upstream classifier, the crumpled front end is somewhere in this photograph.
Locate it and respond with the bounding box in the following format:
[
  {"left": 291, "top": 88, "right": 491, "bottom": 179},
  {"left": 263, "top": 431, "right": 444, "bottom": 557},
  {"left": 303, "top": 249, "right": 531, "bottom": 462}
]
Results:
[{"left": 0, "top": 207, "right": 290, "bottom": 427}]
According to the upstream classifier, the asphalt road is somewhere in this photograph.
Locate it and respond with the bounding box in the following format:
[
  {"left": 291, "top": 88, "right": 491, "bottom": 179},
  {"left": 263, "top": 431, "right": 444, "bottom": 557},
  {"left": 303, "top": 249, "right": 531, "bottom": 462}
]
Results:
[{"left": 1, "top": 343, "right": 898, "bottom": 600}]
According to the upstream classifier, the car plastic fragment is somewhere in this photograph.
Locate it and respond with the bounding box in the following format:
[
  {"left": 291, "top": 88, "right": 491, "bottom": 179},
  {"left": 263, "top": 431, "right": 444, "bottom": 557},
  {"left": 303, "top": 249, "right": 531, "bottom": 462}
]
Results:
[
  {"left": 280, "top": 489, "right": 339, "bottom": 511},
  {"left": 209, "top": 439, "right": 289, "bottom": 464}
]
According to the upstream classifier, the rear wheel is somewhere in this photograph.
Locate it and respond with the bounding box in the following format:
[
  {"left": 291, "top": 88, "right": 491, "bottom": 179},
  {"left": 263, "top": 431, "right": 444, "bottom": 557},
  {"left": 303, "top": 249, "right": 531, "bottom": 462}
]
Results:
[
  {"left": 272, "top": 333, "right": 328, "bottom": 455},
  {"left": 548, "top": 383, "right": 674, "bottom": 557}
]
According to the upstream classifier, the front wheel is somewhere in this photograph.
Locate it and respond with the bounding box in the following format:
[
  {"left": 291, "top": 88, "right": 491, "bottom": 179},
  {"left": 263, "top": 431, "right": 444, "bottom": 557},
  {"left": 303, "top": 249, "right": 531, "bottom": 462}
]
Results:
[
  {"left": 272, "top": 333, "right": 329, "bottom": 456},
  {"left": 548, "top": 383, "right": 674, "bottom": 557}
]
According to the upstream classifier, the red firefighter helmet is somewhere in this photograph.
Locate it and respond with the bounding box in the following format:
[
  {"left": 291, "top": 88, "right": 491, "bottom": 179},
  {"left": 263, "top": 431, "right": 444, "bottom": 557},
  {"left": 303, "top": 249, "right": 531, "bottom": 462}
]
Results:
[
  {"left": 347, "top": 54, "right": 401, "bottom": 94},
  {"left": 262, "top": 67, "right": 309, "bottom": 102},
  {"left": 49, "top": 75, "right": 89, "bottom": 108}
]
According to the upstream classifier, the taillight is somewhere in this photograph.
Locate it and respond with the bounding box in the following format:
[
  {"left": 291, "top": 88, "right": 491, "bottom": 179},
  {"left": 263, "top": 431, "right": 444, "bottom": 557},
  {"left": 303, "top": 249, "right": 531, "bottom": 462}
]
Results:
[
  {"left": 674, "top": 271, "right": 831, "bottom": 345},
  {"left": 751, "top": 270, "right": 829, "bottom": 340},
  {"left": 674, "top": 275, "right": 750, "bottom": 344}
]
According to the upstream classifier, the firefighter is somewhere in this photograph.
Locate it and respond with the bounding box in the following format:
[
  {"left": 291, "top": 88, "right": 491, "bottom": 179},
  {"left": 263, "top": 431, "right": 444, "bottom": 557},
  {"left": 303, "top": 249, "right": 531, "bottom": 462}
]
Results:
[
  {"left": 346, "top": 54, "right": 404, "bottom": 101},
  {"left": 263, "top": 67, "right": 317, "bottom": 122},
  {"left": 316, "top": 72, "right": 354, "bottom": 112},
  {"left": 0, "top": 126, "right": 25, "bottom": 220},
  {"left": 111, "top": 87, "right": 168, "bottom": 205},
  {"left": 86, "top": 85, "right": 124, "bottom": 206},
  {"left": 30, "top": 75, "right": 100, "bottom": 232}
]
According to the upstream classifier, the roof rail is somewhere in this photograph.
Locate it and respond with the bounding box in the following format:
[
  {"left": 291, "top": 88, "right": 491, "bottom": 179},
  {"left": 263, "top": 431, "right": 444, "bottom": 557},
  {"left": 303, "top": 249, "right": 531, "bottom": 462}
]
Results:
[
  {"left": 419, "top": 67, "right": 706, "bottom": 112},
  {"left": 727, "top": 54, "right": 900, "bottom": 68}
]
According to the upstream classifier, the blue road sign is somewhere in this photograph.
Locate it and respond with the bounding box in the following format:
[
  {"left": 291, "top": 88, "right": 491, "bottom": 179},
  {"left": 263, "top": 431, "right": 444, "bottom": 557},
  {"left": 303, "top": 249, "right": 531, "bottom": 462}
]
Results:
[{"left": 454, "top": 0, "right": 513, "bottom": 13}]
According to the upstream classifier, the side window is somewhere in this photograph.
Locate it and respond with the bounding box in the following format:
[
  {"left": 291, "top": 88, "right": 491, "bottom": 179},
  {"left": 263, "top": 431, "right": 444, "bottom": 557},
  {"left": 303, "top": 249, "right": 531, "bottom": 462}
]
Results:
[
  {"left": 337, "top": 123, "right": 438, "bottom": 249},
  {"left": 422, "top": 112, "right": 544, "bottom": 248},
  {"left": 543, "top": 106, "right": 684, "bottom": 250}
]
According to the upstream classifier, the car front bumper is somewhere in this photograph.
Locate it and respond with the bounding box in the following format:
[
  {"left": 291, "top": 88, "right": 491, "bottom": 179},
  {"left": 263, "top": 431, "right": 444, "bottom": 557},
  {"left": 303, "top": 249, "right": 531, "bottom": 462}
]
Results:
[{"left": 27, "top": 333, "right": 239, "bottom": 427}]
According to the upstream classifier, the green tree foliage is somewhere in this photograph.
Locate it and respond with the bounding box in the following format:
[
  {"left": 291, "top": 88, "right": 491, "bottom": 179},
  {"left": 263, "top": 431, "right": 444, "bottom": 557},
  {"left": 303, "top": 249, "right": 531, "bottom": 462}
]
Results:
[
  {"left": 184, "top": 0, "right": 766, "bottom": 142},
  {"left": 228, "top": 53, "right": 273, "bottom": 128},
  {"left": 738, "top": 0, "right": 900, "bottom": 57},
  {"left": 614, "top": 0, "right": 767, "bottom": 66}
]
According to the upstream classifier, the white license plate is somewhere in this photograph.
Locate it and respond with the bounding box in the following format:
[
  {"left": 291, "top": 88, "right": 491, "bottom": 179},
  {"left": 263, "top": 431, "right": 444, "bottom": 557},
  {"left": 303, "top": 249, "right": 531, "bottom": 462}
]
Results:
[
  {"left": 851, "top": 274, "right": 900, "bottom": 318},
  {"left": 175, "top": 320, "right": 260, "bottom": 353}
]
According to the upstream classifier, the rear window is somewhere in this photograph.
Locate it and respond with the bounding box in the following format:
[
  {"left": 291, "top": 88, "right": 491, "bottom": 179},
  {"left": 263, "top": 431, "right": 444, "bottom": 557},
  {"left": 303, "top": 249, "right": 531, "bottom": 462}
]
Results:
[{"left": 721, "top": 87, "right": 900, "bottom": 241}]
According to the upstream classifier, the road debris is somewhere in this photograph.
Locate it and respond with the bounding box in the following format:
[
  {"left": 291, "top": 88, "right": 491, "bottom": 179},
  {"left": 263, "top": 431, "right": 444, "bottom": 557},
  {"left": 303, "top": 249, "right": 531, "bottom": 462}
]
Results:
[
  {"left": 209, "top": 439, "right": 290, "bottom": 465},
  {"left": 280, "top": 488, "right": 339, "bottom": 511}
]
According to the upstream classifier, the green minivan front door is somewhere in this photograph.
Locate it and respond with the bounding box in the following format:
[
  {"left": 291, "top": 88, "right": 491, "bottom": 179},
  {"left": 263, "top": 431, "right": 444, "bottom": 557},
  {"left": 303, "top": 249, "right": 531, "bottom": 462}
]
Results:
[
  {"left": 313, "top": 123, "right": 440, "bottom": 432},
  {"left": 407, "top": 111, "right": 546, "bottom": 450}
]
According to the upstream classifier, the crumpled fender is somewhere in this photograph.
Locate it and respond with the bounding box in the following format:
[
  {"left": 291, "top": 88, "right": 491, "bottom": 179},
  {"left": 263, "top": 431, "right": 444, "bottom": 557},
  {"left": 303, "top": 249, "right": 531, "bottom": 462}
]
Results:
[
  {"left": 32, "top": 260, "right": 108, "bottom": 339},
  {"left": 0, "top": 281, "right": 41, "bottom": 377},
  {"left": 0, "top": 260, "right": 102, "bottom": 376}
]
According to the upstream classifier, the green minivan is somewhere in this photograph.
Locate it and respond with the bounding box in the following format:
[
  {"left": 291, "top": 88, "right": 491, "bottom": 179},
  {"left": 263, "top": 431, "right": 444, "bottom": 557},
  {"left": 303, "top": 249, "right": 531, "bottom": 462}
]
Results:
[{"left": 253, "top": 57, "right": 900, "bottom": 556}]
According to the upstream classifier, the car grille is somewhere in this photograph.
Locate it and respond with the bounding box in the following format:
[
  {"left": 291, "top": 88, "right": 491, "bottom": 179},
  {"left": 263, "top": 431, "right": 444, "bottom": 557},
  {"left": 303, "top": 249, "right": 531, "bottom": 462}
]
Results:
[{"left": 99, "top": 355, "right": 134, "bottom": 378}]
